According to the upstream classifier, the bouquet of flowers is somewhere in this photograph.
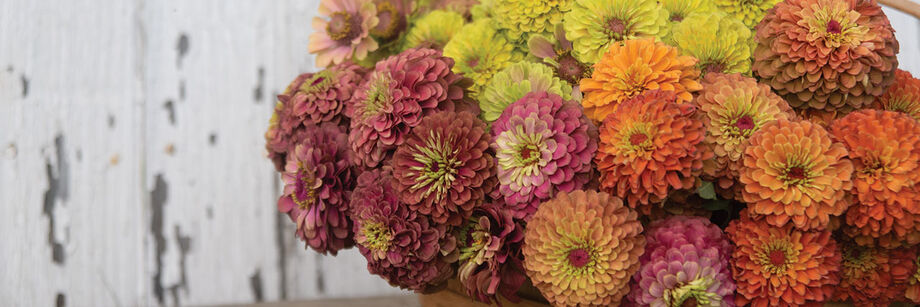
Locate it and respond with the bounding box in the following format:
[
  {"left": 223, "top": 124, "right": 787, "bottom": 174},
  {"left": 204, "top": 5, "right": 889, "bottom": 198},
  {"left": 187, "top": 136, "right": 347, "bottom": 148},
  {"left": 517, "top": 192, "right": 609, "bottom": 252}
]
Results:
[{"left": 265, "top": 0, "right": 920, "bottom": 305}]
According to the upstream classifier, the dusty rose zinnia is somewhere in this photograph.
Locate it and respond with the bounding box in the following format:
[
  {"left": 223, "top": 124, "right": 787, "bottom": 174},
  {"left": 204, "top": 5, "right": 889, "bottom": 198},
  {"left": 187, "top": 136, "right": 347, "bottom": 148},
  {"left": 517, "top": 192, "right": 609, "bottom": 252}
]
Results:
[
  {"left": 347, "top": 48, "right": 471, "bottom": 169},
  {"left": 490, "top": 91, "right": 597, "bottom": 220},
  {"left": 455, "top": 203, "right": 527, "bottom": 304},
  {"left": 391, "top": 111, "right": 495, "bottom": 227},
  {"left": 350, "top": 168, "right": 457, "bottom": 292},
  {"left": 308, "top": 0, "right": 380, "bottom": 67},
  {"left": 277, "top": 123, "right": 357, "bottom": 255}
]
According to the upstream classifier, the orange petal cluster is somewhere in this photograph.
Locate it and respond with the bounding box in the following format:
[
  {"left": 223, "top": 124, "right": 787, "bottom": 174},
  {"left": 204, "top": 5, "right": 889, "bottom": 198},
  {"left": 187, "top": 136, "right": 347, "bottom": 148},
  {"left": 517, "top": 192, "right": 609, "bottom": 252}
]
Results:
[
  {"left": 726, "top": 213, "right": 840, "bottom": 307},
  {"left": 739, "top": 119, "right": 854, "bottom": 230},
  {"left": 875, "top": 69, "right": 920, "bottom": 120},
  {"left": 580, "top": 38, "right": 701, "bottom": 123},
  {"left": 830, "top": 109, "right": 920, "bottom": 247},
  {"left": 595, "top": 90, "right": 709, "bottom": 214},
  {"left": 834, "top": 240, "right": 916, "bottom": 306},
  {"left": 752, "top": 0, "right": 899, "bottom": 112}
]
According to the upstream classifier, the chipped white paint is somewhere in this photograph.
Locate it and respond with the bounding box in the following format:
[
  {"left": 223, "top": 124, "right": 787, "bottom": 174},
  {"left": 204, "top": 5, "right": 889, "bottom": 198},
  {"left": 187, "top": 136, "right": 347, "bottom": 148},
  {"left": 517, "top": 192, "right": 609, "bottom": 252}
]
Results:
[{"left": 0, "top": 1, "right": 918, "bottom": 306}]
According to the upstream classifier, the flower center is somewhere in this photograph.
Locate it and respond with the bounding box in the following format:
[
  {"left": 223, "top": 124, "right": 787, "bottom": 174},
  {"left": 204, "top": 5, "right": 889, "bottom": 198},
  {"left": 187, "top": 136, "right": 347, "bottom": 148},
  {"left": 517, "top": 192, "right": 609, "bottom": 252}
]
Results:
[
  {"left": 702, "top": 62, "right": 726, "bottom": 74},
  {"left": 860, "top": 158, "right": 890, "bottom": 176},
  {"left": 759, "top": 240, "right": 798, "bottom": 274},
  {"left": 555, "top": 53, "right": 588, "bottom": 85},
  {"left": 826, "top": 19, "right": 842, "bottom": 34},
  {"left": 360, "top": 76, "right": 394, "bottom": 118},
  {"left": 361, "top": 221, "right": 392, "bottom": 253},
  {"left": 467, "top": 57, "right": 480, "bottom": 68},
  {"left": 301, "top": 70, "right": 335, "bottom": 94},
  {"left": 630, "top": 133, "right": 648, "bottom": 145},
  {"left": 292, "top": 166, "right": 318, "bottom": 209},
  {"left": 681, "top": 298, "right": 698, "bottom": 307},
  {"left": 735, "top": 115, "right": 755, "bottom": 131},
  {"left": 411, "top": 132, "right": 462, "bottom": 202},
  {"left": 663, "top": 277, "right": 720, "bottom": 307},
  {"left": 605, "top": 18, "right": 627, "bottom": 38},
  {"left": 842, "top": 245, "right": 879, "bottom": 278},
  {"left": 326, "top": 11, "right": 364, "bottom": 43},
  {"left": 670, "top": 14, "right": 684, "bottom": 22},
  {"left": 518, "top": 144, "right": 541, "bottom": 164},
  {"left": 768, "top": 250, "right": 787, "bottom": 266},
  {"left": 787, "top": 167, "right": 805, "bottom": 180},
  {"left": 567, "top": 248, "right": 591, "bottom": 268},
  {"left": 458, "top": 218, "right": 491, "bottom": 262},
  {"left": 781, "top": 165, "right": 811, "bottom": 186},
  {"left": 370, "top": 1, "right": 406, "bottom": 40}
]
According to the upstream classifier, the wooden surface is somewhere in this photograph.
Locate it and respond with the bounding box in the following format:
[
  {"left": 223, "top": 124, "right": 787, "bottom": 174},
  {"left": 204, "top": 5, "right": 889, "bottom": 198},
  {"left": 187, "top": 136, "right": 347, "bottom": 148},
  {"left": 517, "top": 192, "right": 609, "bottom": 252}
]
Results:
[{"left": 0, "top": 0, "right": 918, "bottom": 306}]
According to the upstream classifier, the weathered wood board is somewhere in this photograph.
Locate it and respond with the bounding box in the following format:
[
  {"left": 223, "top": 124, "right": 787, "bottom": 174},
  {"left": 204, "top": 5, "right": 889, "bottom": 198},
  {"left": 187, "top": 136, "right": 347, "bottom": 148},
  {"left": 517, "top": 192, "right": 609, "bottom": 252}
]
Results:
[{"left": 0, "top": 1, "right": 918, "bottom": 306}]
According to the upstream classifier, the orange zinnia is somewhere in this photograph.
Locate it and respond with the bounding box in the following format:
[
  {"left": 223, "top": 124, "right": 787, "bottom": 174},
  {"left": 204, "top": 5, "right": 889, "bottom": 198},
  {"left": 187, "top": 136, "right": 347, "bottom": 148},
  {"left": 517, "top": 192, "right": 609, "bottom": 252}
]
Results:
[
  {"left": 580, "top": 38, "right": 701, "bottom": 123},
  {"left": 875, "top": 69, "right": 920, "bottom": 120},
  {"left": 835, "top": 240, "right": 916, "bottom": 306}
]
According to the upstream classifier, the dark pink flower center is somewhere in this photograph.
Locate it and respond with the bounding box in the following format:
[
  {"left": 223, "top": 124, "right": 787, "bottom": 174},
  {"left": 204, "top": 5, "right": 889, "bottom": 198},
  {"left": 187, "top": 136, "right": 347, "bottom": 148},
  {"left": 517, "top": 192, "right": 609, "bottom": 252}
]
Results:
[
  {"left": 629, "top": 133, "right": 648, "bottom": 146},
  {"left": 371, "top": 1, "right": 405, "bottom": 40},
  {"left": 520, "top": 146, "right": 536, "bottom": 160},
  {"left": 606, "top": 18, "right": 627, "bottom": 37},
  {"left": 311, "top": 76, "right": 326, "bottom": 86},
  {"left": 735, "top": 115, "right": 755, "bottom": 131},
  {"left": 786, "top": 167, "right": 806, "bottom": 180},
  {"left": 769, "top": 250, "right": 787, "bottom": 266},
  {"left": 293, "top": 168, "right": 317, "bottom": 209},
  {"left": 703, "top": 62, "right": 726, "bottom": 74},
  {"left": 556, "top": 53, "right": 587, "bottom": 84},
  {"left": 568, "top": 248, "right": 591, "bottom": 268},
  {"left": 327, "top": 11, "right": 363, "bottom": 43},
  {"left": 467, "top": 57, "right": 480, "bottom": 68},
  {"left": 826, "top": 20, "right": 842, "bottom": 34},
  {"left": 670, "top": 14, "right": 684, "bottom": 22},
  {"left": 681, "top": 297, "right": 699, "bottom": 307}
]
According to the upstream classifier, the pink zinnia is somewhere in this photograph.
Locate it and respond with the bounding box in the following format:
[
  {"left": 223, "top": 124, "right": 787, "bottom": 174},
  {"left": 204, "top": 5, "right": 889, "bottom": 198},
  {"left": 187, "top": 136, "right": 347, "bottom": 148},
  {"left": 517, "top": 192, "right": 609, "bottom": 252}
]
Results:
[{"left": 308, "top": 0, "right": 379, "bottom": 67}]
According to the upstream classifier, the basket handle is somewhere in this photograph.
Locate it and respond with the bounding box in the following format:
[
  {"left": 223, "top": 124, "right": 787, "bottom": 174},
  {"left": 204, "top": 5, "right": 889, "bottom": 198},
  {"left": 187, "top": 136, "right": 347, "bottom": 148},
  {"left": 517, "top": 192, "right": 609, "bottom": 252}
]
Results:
[{"left": 880, "top": 0, "right": 920, "bottom": 19}]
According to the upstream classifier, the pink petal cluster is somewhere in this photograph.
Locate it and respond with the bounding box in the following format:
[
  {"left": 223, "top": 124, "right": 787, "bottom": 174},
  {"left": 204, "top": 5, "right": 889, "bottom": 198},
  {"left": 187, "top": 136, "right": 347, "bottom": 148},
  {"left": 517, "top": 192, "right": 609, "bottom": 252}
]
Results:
[
  {"left": 349, "top": 168, "right": 458, "bottom": 291},
  {"left": 490, "top": 91, "right": 597, "bottom": 219},
  {"left": 347, "top": 47, "right": 472, "bottom": 169},
  {"left": 456, "top": 203, "right": 527, "bottom": 304},
  {"left": 277, "top": 123, "right": 357, "bottom": 255},
  {"left": 308, "top": 0, "right": 379, "bottom": 67},
  {"left": 627, "top": 216, "right": 736, "bottom": 306}
]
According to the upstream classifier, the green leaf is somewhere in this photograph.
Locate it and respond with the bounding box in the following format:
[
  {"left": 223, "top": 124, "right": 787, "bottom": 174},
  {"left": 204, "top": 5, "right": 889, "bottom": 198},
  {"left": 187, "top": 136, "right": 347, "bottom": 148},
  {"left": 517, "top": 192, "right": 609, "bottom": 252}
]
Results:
[{"left": 698, "top": 181, "right": 717, "bottom": 200}]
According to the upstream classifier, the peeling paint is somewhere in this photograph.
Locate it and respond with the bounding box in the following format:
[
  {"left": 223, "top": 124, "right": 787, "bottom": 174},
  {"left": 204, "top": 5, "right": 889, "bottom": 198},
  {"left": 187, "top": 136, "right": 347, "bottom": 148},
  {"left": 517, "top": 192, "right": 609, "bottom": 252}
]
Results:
[
  {"left": 55, "top": 293, "right": 65, "bottom": 307},
  {"left": 273, "top": 175, "right": 288, "bottom": 299},
  {"left": 42, "top": 135, "right": 69, "bottom": 265},
  {"left": 253, "top": 67, "right": 264, "bottom": 103},
  {"left": 208, "top": 133, "right": 217, "bottom": 146},
  {"left": 20, "top": 74, "right": 29, "bottom": 97},
  {"left": 179, "top": 80, "right": 186, "bottom": 100},
  {"left": 169, "top": 225, "right": 192, "bottom": 306},
  {"left": 315, "top": 253, "right": 325, "bottom": 295},
  {"left": 108, "top": 114, "right": 116, "bottom": 129},
  {"left": 176, "top": 33, "right": 190, "bottom": 68},
  {"left": 150, "top": 174, "right": 168, "bottom": 305},
  {"left": 249, "top": 269, "right": 264, "bottom": 302},
  {"left": 163, "top": 100, "right": 176, "bottom": 125}
]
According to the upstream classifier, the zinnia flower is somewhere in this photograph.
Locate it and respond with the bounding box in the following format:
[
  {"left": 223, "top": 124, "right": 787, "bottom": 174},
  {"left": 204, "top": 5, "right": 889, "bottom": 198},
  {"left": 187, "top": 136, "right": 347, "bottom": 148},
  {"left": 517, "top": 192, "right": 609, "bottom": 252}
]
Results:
[
  {"left": 347, "top": 48, "right": 470, "bottom": 169},
  {"left": 627, "top": 216, "right": 735, "bottom": 307},
  {"left": 668, "top": 12, "right": 752, "bottom": 76},
  {"left": 752, "top": 0, "right": 899, "bottom": 112},
  {"left": 492, "top": 0, "right": 573, "bottom": 38},
  {"left": 350, "top": 168, "right": 457, "bottom": 292},
  {"left": 490, "top": 91, "right": 597, "bottom": 220},
  {"left": 563, "top": 0, "right": 668, "bottom": 64},
  {"left": 369, "top": 0, "right": 410, "bottom": 42},
  {"left": 308, "top": 0, "right": 380, "bottom": 67},
  {"left": 830, "top": 110, "right": 920, "bottom": 247},
  {"left": 834, "top": 240, "right": 915, "bottom": 306},
  {"left": 875, "top": 69, "right": 920, "bottom": 120},
  {"left": 595, "top": 90, "right": 708, "bottom": 214},
  {"left": 696, "top": 73, "right": 795, "bottom": 200},
  {"left": 726, "top": 213, "right": 840, "bottom": 306},
  {"left": 277, "top": 123, "right": 357, "bottom": 255},
  {"left": 580, "top": 38, "right": 702, "bottom": 123},
  {"left": 391, "top": 111, "right": 495, "bottom": 227},
  {"left": 479, "top": 62, "right": 573, "bottom": 122},
  {"left": 401, "top": 10, "right": 465, "bottom": 51},
  {"left": 905, "top": 249, "right": 920, "bottom": 303},
  {"left": 455, "top": 203, "right": 526, "bottom": 304},
  {"left": 523, "top": 190, "right": 645, "bottom": 306},
  {"left": 443, "top": 19, "right": 524, "bottom": 97},
  {"left": 739, "top": 119, "right": 853, "bottom": 231},
  {"left": 528, "top": 25, "right": 592, "bottom": 87},
  {"left": 659, "top": 0, "right": 716, "bottom": 29},
  {"left": 714, "top": 0, "right": 782, "bottom": 29}
]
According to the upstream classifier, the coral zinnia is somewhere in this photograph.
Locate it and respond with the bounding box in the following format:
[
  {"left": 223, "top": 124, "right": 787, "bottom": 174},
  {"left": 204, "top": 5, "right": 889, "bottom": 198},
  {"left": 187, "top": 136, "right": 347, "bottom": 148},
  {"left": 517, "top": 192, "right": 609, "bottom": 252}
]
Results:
[
  {"left": 455, "top": 203, "right": 526, "bottom": 304},
  {"left": 492, "top": 0, "right": 572, "bottom": 38},
  {"left": 564, "top": 0, "right": 668, "bottom": 64},
  {"left": 391, "top": 111, "right": 495, "bottom": 227},
  {"left": 580, "top": 38, "right": 701, "bottom": 123},
  {"left": 523, "top": 190, "right": 645, "bottom": 306},
  {"left": 669, "top": 12, "right": 752, "bottom": 76},
  {"left": 725, "top": 214, "right": 840, "bottom": 306},
  {"left": 308, "top": 0, "right": 380, "bottom": 67},
  {"left": 739, "top": 119, "right": 853, "bottom": 231},
  {"left": 528, "top": 25, "right": 592, "bottom": 87},
  {"left": 875, "top": 69, "right": 920, "bottom": 120},
  {"left": 350, "top": 168, "right": 457, "bottom": 292},
  {"left": 830, "top": 110, "right": 920, "bottom": 247},
  {"left": 696, "top": 73, "right": 795, "bottom": 200},
  {"left": 714, "top": 0, "right": 781, "bottom": 29},
  {"left": 595, "top": 90, "right": 708, "bottom": 214},
  {"left": 401, "top": 10, "right": 465, "bottom": 51},
  {"left": 490, "top": 91, "right": 597, "bottom": 220},
  {"left": 752, "top": 0, "right": 899, "bottom": 112},
  {"left": 834, "top": 240, "right": 915, "bottom": 306},
  {"left": 628, "top": 216, "right": 735, "bottom": 307},
  {"left": 347, "top": 48, "right": 469, "bottom": 169},
  {"left": 277, "top": 123, "right": 357, "bottom": 255},
  {"left": 479, "top": 62, "right": 573, "bottom": 122},
  {"left": 443, "top": 19, "right": 524, "bottom": 97}
]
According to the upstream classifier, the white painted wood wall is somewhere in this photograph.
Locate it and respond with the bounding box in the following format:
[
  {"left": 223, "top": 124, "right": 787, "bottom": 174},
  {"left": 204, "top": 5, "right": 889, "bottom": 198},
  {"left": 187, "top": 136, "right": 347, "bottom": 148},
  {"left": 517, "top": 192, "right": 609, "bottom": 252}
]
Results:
[{"left": 0, "top": 1, "right": 918, "bottom": 306}]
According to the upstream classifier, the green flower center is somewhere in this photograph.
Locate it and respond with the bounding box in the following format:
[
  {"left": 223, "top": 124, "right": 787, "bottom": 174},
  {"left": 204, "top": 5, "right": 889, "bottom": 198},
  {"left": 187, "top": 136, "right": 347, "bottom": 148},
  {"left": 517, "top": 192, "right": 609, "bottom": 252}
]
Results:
[
  {"left": 371, "top": 1, "right": 405, "bottom": 40},
  {"left": 859, "top": 157, "right": 891, "bottom": 177},
  {"left": 326, "top": 11, "right": 363, "bottom": 42},
  {"left": 620, "top": 124, "right": 655, "bottom": 155},
  {"left": 663, "top": 277, "right": 720, "bottom": 307},
  {"left": 757, "top": 239, "right": 797, "bottom": 274},
  {"left": 886, "top": 96, "right": 920, "bottom": 117},
  {"left": 458, "top": 218, "right": 492, "bottom": 262},
  {"left": 300, "top": 70, "right": 335, "bottom": 94},
  {"left": 410, "top": 131, "right": 462, "bottom": 202},
  {"left": 360, "top": 76, "right": 394, "bottom": 118},
  {"left": 361, "top": 221, "right": 392, "bottom": 253},
  {"left": 292, "top": 164, "right": 318, "bottom": 209}
]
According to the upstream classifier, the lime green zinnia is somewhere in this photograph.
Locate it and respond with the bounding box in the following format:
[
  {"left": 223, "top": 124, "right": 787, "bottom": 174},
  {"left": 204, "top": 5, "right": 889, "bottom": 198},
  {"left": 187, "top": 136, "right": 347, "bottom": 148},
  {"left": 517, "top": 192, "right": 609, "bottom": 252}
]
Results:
[
  {"left": 402, "top": 10, "right": 465, "bottom": 51},
  {"left": 563, "top": 0, "right": 668, "bottom": 64},
  {"left": 658, "top": 0, "right": 717, "bottom": 42},
  {"left": 715, "top": 0, "right": 782, "bottom": 29},
  {"left": 479, "top": 62, "right": 572, "bottom": 122},
  {"left": 670, "top": 12, "right": 752, "bottom": 76},
  {"left": 443, "top": 19, "right": 524, "bottom": 97},
  {"left": 493, "top": 0, "right": 574, "bottom": 38}
]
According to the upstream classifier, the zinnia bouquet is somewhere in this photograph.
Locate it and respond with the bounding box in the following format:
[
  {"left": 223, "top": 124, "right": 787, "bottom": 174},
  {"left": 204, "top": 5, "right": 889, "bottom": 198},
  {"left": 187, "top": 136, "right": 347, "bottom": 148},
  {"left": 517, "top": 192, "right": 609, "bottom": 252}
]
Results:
[{"left": 266, "top": 0, "right": 920, "bottom": 305}]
